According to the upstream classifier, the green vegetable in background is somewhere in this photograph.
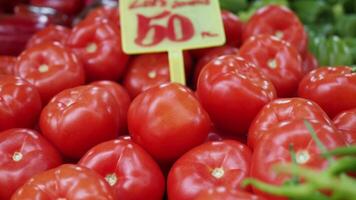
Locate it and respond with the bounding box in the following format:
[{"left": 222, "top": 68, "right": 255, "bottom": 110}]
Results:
[
  {"left": 219, "top": 0, "right": 248, "bottom": 12},
  {"left": 238, "top": 0, "right": 289, "bottom": 22}
]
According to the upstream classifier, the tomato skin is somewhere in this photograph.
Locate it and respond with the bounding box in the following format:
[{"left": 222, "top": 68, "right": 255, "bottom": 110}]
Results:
[
  {"left": 168, "top": 140, "right": 252, "bottom": 200},
  {"left": 67, "top": 19, "right": 129, "bottom": 82},
  {"left": 0, "top": 56, "right": 16, "bottom": 75},
  {"left": 128, "top": 83, "right": 211, "bottom": 164},
  {"left": 243, "top": 5, "right": 308, "bottom": 55},
  {"left": 85, "top": 6, "right": 120, "bottom": 26},
  {"left": 251, "top": 120, "right": 345, "bottom": 200},
  {"left": 90, "top": 81, "right": 131, "bottom": 135},
  {"left": 0, "top": 75, "right": 42, "bottom": 131},
  {"left": 123, "top": 52, "right": 192, "bottom": 98},
  {"left": 240, "top": 35, "right": 303, "bottom": 97},
  {"left": 333, "top": 108, "right": 356, "bottom": 145},
  {"left": 194, "top": 187, "right": 265, "bottom": 200},
  {"left": 248, "top": 98, "right": 333, "bottom": 149},
  {"left": 221, "top": 10, "right": 244, "bottom": 47},
  {"left": 26, "top": 25, "right": 71, "bottom": 48},
  {"left": 298, "top": 66, "right": 356, "bottom": 118},
  {"left": 0, "top": 129, "right": 62, "bottom": 200},
  {"left": 40, "top": 85, "right": 121, "bottom": 159},
  {"left": 302, "top": 51, "right": 318, "bottom": 75},
  {"left": 79, "top": 139, "right": 165, "bottom": 200},
  {"left": 196, "top": 55, "right": 276, "bottom": 136},
  {"left": 30, "top": 0, "right": 84, "bottom": 15},
  {"left": 11, "top": 164, "right": 116, "bottom": 200},
  {"left": 14, "top": 42, "right": 85, "bottom": 104}
]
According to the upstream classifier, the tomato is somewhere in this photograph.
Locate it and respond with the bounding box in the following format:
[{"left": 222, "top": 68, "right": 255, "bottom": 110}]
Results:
[
  {"left": 298, "top": 66, "right": 356, "bottom": 118},
  {"left": 0, "top": 56, "right": 16, "bottom": 75},
  {"left": 26, "top": 25, "right": 71, "bottom": 48},
  {"left": 243, "top": 5, "right": 308, "bottom": 55},
  {"left": 167, "top": 140, "right": 252, "bottom": 200},
  {"left": 40, "top": 85, "right": 121, "bottom": 159},
  {"left": 193, "top": 46, "right": 239, "bottom": 87},
  {"left": 85, "top": 6, "right": 119, "bottom": 26},
  {"left": 194, "top": 187, "right": 265, "bottom": 200},
  {"left": 79, "top": 139, "right": 165, "bottom": 200},
  {"left": 67, "top": 18, "right": 129, "bottom": 82},
  {"left": 221, "top": 10, "right": 244, "bottom": 47},
  {"left": 0, "top": 129, "right": 62, "bottom": 200},
  {"left": 90, "top": 81, "right": 131, "bottom": 135},
  {"left": 30, "top": 0, "right": 84, "bottom": 15},
  {"left": 128, "top": 83, "right": 211, "bottom": 164},
  {"left": 196, "top": 55, "right": 276, "bottom": 136},
  {"left": 333, "top": 108, "right": 356, "bottom": 145},
  {"left": 240, "top": 35, "right": 303, "bottom": 97},
  {"left": 123, "top": 52, "right": 192, "bottom": 98},
  {"left": 11, "top": 164, "right": 116, "bottom": 199},
  {"left": 248, "top": 98, "right": 334, "bottom": 149},
  {"left": 14, "top": 42, "right": 85, "bottom": 104},
  {"left": 251, "top": 119, "right": 345, "bottom": 200},
  {"left": 0, "top": 75, "right": 42, "bottom": 131},
  {"left": 302, "top": 51, "right": 318, "bottom": 75}
]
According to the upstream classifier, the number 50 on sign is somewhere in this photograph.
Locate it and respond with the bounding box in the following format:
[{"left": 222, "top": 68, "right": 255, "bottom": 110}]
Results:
[{"left": 120, "top": 0, "right": 226, "bottom": 84}]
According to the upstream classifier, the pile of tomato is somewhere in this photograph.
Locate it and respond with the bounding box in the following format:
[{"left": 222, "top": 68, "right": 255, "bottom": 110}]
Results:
[{"left": 0, "top": 2, "right": 355, "bottom": 200}]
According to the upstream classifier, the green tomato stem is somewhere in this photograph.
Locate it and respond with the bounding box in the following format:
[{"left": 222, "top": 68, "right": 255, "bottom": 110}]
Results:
[
  {"left": 326, "top": 157, "right": 356, "bottom": 176},
  {"left": 323, "top": 145, "right": 356, "bottom": 156}
]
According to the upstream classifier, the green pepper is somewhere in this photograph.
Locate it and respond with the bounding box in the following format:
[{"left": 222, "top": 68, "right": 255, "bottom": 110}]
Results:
[
  {"left": 345, "top": 38, "right": 356, "bottom": 64},
  {"left": 238, "top": 0, "right": 289, "bottom": 22},
  {"left": 219, "top": 0, "right": 248, "bottom": 13},
  {"left": 291, "top": 0, "right": 328, "bottom": 24},
  {"left": 336, "top": 14, "right": 356, "bottom": 37}
]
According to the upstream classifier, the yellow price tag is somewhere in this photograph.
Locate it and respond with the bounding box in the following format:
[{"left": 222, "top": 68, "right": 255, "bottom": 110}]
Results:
[{"left": 120, "top": 0, "right": 226, "bottom": 84}]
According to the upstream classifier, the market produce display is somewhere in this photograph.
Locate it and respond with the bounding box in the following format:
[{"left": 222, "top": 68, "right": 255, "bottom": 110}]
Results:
[{"left": 0, "top": 0, "right": 355, "bottom": 200}]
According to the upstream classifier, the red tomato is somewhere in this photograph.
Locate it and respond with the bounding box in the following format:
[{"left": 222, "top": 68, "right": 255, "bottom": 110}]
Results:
[
  {"left": 0, "top": 129, "right": 62, "bottom": 200},
  {"left": 14, "top": 42, "right": 85, "bottom": 104},
  {"left": 90, "top": 81, "right": 131, "bottom": 135},
  {"left": 67, "top": 19, "right": 129, "bottom": 81},
  {"left": 26, "top": 25, "right": 71, "bottom": 48},
  {"left": 298, "top": 66, "right": 356, "bottom": 118},
  {"left": 194, "top": 187, "right": 265, "bottom": 200},
  {"left": 30, "top": 0, "right": 84, "bottom": 15},
  {"left": 196, "top": 55, "right": 276, "bottom": 136},
  {"left": 11, "top": 164, "right": 116, "bottom": 199},
  {"left": 243, "top": 5, "right": 308, "bottom": 55},
  {"left": 85, "top": 6, "right": 120, "bottom": 26},
  {"left": 240, "top": 35, "right": 303, "bottom": 97},
  {"left": 333, "top": 108, "right": 356, "bottom": 145},
  {"left": 40, "top": 85, "right": 121, "bottom": 159},
  {"left": 221, "top": 10, "right": 244, "bottom": 47},
  {"left": 79, "top": 139, "right": 165, "bottom": 200},
  {"left": 193, "top": 45, "right": 239, "bottom": 87},
  {"left": 123, "top": 52, "right": 192, "bottom": 98},
  {"left": 302, "top": 51, "right": 318, "bottom": 75},
  {"left": 167, "top": 140, "right": 252, "bottom": 200},
  {"left": 128, "top": 83, "right": 211, "bottom": 164},
  {"left": 0, "top": 75, "right": 42, "bottom": 131},
  {"left": 248, "top": 98, "right": 334, "bottom": 149},
  {"left": 0, "top": 56, "right": 16, "bottom": 75},
  {"left": 251, "top": 120, "right": 345, "bottom": 200}
]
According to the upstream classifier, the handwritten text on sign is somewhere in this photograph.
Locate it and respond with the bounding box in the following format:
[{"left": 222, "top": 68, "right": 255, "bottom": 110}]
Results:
[{"left": 120, "top": 0, "right": 226, "bottom": 54}]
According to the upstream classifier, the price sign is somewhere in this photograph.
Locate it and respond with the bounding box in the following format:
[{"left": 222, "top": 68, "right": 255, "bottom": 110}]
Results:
[{"left": 120, "top": 0, "right": 226, "bottom": 84}]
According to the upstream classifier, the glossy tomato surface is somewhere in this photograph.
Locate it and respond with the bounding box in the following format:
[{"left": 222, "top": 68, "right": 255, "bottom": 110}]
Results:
[
  {"left": 248, "top": 98, "right": 333, "bottom": 149},
  {"left": 194, "top": 187, "right": 265, "bottom": 200},
  {"left": 240, "top": 35, "right": 303, "bottom": 97},
  {"left": 196, "top": 55, "right": 276, "bottom": 136},
  {"left": 0, "top": 75, "right": 42, "bottom": 131},
  {"left": 168, "top": 140, "right": 252, "bottom": 200},
  {"left": 251, "top": 120, "right": 345, "bottom": 200},
  {"left": 11, "top": 164, "right": 116, "bottom": 200},
  {"left": 40, "top": 85, "right": 121, "bottom": 159},
  {"left": 67, "top": 19, "right": 129, "bottom": 81},
  {"left": 333, "top": 108, "right": 356, "bottom": 145},
  {"left": 30, "top": 0, "right": 84, "bottom": 15},
  {"left": 79, "top": 139, "right": 165, "bottom": 200},
  {"left": 85, "top": 6, "right": 119, "bottom": 26},
  {"left": 302, "top": 51, "right": 319, "bottom": 75},
  {"left": 0, "top": 129, "right": 62, "bottom": 200},
  {"left": 0, "top": 56, "right": 16, "bottom": 75},
  {"left": 90, "top": 81, "right": 131, "bottom": 135},
  {"left": 243, "top": 5, "right": 308, "bottom": 55},
  {"left": 221, "top": 10, "right": 244, "bottom": 47},
  {"left": 14, "top": 42, "right": 85, "bottom": 104},
  {"left": 298, "top": 66, "right": 356, "bottom": 118},
  {"left": 128, "top": 83, "right": 211, "bottom": 164},
  {"left": 26, "top": 25, "right": 71, "bottom": 48},
  {"left": 124, "top": 52, "right": 192, "bottom": 98}
]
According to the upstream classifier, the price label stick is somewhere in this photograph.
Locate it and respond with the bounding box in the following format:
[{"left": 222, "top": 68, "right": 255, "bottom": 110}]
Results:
[{"left": 120, "top": 0, "right": 226, "bottom": 85}]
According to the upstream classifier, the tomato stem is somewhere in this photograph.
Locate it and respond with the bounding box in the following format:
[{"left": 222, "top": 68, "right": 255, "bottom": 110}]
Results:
[
  {"left": 38, "top": 64, "right": 49, "bottom": 73},
  {"left": 323, "top": 145, "right": 356, "bottom": 156},
  {"left": 326, "top": 157, "right": 356, "bottom": 176},
  {"left": 105, "top": 173, "right": 118, "bottom": 186},
  {"left": 12, "top": 152, "right": 23, "bottom": 162},
  {"left": 86, "top": 43, "right": 97, "bottom": 53},
  {"left": 211, "top": 168, "right": 225, "bottom": 179},
  {"left": 148, "top": 71, "right": 157, "bottom": 79},
  {"left": 267, "top": 59, "right": 277, "bottom": 69}
]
